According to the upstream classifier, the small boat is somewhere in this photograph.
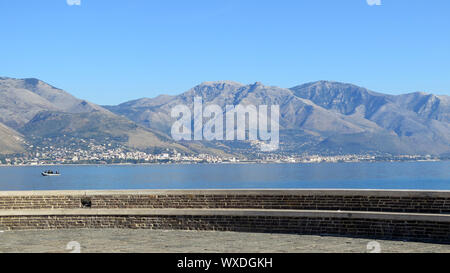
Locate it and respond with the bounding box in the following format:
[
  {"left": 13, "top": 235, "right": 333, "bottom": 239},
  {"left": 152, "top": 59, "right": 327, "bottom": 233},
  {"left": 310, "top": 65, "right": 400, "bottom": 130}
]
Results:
[{"left": 41, "top": 171, "right": 61, "bottom": 177}]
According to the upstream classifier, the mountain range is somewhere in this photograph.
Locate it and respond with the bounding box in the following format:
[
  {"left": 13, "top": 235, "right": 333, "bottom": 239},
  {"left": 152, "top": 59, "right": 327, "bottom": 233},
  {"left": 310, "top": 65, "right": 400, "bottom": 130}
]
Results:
[
  {"left": 1, "top": 77, "right": 449, "bottom": 156},
  {"left": 0, "top": 77, "right": 190, "bottom": 155}
]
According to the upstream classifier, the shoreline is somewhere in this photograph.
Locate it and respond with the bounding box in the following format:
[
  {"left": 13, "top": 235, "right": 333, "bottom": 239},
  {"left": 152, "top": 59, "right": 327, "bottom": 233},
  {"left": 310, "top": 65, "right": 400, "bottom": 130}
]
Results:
[{"left": 0, "top": 159, "right": 448, "bottom": 167}]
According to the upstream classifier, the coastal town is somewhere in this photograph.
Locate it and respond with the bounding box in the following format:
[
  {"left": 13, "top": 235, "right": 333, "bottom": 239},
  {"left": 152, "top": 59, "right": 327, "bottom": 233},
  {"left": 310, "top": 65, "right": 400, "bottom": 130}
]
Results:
[{"left": 0, "top": 140, "right": 445, "bottom": 166}]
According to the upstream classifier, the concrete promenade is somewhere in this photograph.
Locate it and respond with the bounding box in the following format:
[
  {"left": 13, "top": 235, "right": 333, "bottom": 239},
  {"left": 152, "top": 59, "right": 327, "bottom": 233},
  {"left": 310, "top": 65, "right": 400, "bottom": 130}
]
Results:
[{"left": 1, "top": 229, "right": 449, "bottom": 253}]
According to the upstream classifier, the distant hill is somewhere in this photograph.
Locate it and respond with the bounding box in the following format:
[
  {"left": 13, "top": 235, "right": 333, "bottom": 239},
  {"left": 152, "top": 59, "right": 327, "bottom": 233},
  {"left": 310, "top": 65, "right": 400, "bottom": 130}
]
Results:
[
  {"left": 1, "top": 76, "right": 449, "bottom": 156},
  {"left": 0, "top": 122, "right": 25, "bottom": 154},
  {"left": 106, "top": 81, "right": 374, "bottom": 135},
  {"left": 0, "top": 77, "right": 106, "bottom": 129},
  {"left": 21, "top": 110, "right": 189, "bottom": 151},
  {"left": 106, "top": 81, "right": 450, "bottom": 155},
  {"left": 0, "top": 77, "right": 192, "bottom": 154},
  {"left": 290, "top": 81, "right": 450, "bottom": 155}
]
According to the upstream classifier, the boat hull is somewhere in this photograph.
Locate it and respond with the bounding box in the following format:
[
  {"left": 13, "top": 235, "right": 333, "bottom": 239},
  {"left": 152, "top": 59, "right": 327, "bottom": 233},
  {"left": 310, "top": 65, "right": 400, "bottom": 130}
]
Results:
[{"left": 41, "top": 173, "right": 61, "bottom": 177}]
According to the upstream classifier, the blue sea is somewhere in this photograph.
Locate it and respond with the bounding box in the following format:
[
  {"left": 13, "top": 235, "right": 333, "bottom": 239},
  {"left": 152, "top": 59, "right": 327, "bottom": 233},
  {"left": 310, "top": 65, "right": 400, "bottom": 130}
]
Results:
[{"left": 0, "top": 162, "right": 449, "bottom": 191}]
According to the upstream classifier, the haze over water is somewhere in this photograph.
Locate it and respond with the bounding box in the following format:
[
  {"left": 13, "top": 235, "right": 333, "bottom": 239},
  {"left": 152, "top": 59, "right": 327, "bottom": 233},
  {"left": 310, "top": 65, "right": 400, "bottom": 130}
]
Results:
[{"left": 0, "top": 162, "right": 449, "bottom": 191}]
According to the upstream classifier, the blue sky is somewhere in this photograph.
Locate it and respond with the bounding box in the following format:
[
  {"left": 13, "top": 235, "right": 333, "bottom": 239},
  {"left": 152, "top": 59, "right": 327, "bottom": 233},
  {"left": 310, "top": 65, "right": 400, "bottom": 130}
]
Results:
[{"left": 1, "top": 0, "right": 449, "bottom": 104}]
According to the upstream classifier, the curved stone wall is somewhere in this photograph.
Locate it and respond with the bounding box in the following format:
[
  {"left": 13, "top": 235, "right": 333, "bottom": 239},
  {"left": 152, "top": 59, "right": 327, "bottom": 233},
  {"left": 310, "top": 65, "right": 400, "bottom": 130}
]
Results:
[
  {"left": 0, "top": 190, "right": 449, "bottom": 244},
  {"left": 1, "top": 190, "right": 449, "bottom": 213}
]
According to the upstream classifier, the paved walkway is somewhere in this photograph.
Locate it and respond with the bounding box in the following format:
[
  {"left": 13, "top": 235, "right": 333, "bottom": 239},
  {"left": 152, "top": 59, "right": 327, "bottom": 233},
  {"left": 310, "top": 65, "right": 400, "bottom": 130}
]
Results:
[{"left": 0, "top": 229, "right": 449, "bottom": 253}]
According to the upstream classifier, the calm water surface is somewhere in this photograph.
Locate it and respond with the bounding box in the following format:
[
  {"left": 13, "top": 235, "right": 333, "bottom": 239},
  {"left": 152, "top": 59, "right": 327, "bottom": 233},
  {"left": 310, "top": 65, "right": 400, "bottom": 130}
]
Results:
[{"left": 0, "top": 162, "right": 449, "bottom": 191}]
